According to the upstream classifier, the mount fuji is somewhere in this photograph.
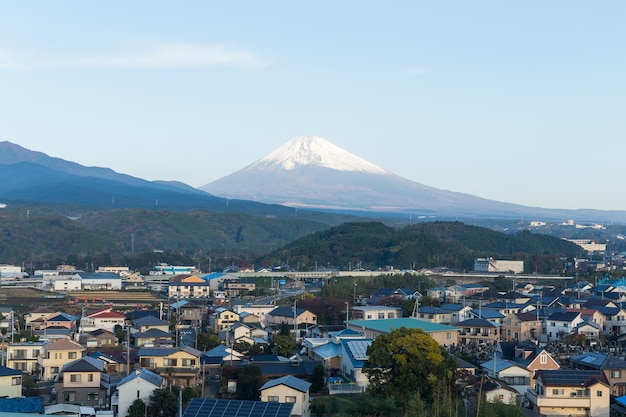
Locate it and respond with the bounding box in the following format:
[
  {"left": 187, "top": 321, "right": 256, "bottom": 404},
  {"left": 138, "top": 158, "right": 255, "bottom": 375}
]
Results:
[{"left": 201, "top": 136, "right": 622, "bottom": 221}]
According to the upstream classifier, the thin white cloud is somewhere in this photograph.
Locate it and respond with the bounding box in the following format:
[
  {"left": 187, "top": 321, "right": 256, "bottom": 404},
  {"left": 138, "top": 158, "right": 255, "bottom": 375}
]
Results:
[
  {"left": 79, "top": 41, "right": 271, "bottom": 70},
  {"left": 0, "top": 41, "right": 271, "bottom": 70},
  {"left": 407, "top": 66, "right": 426, "bottom": 75}
]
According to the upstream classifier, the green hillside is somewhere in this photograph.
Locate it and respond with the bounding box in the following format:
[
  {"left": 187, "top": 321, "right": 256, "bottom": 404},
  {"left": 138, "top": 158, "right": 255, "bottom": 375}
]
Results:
[{"left": 260, "top": 221, "right": 584, "bottom": 273}]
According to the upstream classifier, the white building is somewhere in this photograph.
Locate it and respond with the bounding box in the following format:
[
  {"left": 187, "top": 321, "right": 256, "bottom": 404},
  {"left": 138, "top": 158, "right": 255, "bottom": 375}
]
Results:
[
  {"left": 114, "top": 368, "right": 164, "bottom": 417},
  {"left": 474, "top": 258, "right": 524, "bottom": 274},
  {"left": 260, "top": 375, "right": 311, "bottom": 417}
]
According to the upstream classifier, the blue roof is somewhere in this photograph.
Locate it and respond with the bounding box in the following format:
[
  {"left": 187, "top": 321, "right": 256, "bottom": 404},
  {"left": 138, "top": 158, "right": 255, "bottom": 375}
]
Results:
[
  {"left": 260, "top": 375, "right": 311, "bottom": 393},
  {"left": 311, "top": 342, "right": 343, "bottom": 360},
  {"left": 0, "top": 397, "right": 43, "bottom": 413},
  {"left": 0, "top": 366, "right": 23, "bottom": 377},
  {"left": 199, "top": 273, "right": 226, "bottom": 281},
  {"left": 118, "top": 368, "right": 163, "bottom": 388}
]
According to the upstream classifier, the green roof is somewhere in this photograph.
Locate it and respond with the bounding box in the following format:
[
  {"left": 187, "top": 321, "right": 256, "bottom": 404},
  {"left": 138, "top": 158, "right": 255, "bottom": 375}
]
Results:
[{"left": 347, "top": 318, "right": 459, "bottom": 334}]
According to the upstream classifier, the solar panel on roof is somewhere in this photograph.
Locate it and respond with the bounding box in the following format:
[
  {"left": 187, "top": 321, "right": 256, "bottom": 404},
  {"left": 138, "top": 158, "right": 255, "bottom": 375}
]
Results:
[{"left": 183, "top": 398, "right": 294, "bottom": 417}]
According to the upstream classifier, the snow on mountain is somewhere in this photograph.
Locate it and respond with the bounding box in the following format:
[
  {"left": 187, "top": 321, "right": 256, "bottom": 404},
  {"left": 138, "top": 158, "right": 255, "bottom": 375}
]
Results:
[{"left": 250, "top": 136, "right": 390, "bottom": 174}]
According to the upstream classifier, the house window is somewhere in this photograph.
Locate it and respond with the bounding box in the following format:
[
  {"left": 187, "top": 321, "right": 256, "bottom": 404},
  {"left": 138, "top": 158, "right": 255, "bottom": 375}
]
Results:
[
  {"left": 613, "top": 370, "right": 622, "bottom": 378},
  {"left": 552, "top": 389, "right": 564, "bottom": 395},
  {"left": 597, "top": 390, "right": 603, "bottom": 396},
  {"left": 11, "top": 377, "right": 21, "bottom": 386},
  {"left": 88, "top": 374, "right": 94, "bottom": 382},
  {"left": 68, "top": 352, "right": 77, "bottom": 359},
  {"left": 540, "top": 355, "right": 547, "bottom": 364},
  {"left": 70, "top": 374, "right": 81, "bottom": 383},
  {"left": 51, "top": 367, "right": 59, "bottom": 374},
  {"left": 87, "top": 393, "right": 99, "bottom": 401},
  {"left": 163, "top": 359, "right": 177, "bottom": 366},
  {"left": 285, "top": 396, "right": 297, "bottom": 403},
  {"left": 64, "top": 392, "right": 76, "bottom": 402},
  {"left": 268, "top": 396, "right": 279, "bottom": 402}
]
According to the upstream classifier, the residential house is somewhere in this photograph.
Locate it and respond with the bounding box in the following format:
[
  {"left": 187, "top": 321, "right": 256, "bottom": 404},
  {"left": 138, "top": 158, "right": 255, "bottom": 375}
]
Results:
[
  {"left": 38, "top": 339, "right": 85, "bottom": 381},
  {"left": 456, "top": 318, "right": 500, "bottom": 345},
  {"left": 480, "top": 357, "right": 531, "bottom": 394},
  {"left": 0, "top": 366, "right": 23, "bottom": 398},
  {"left": 210, "top": 308, "right": 240, "bottom": 334},
  {"left": 221, "top": 279, "right": 256, "bottom": 297},
  {"left": 351, "top": 306, "right": 401, "bottom": 320},
  {"left": 260, "top": 375, "right": 311, "bottom": 417},
  {"left": 54, "top": 356, "right": 110, "bottom": 408},
  {"left": 416, "top": 306, "right": 453, "bottom": 324},
  {"left": 598, "top": 306, "right": 626, "bottom": 336},
  {"left": 168, "top": 274, "right": 211, "bottom": 299},
  {"left": 575, "top": 322, "right": 601, "bottom": 341},
  {"left": 137, "top": 346, "right": 202, "bottom": 388},
  {"left": 80, "top": 308, "right": 126, "bottom": 333},
  {"left": 526, "top": 370, "right": 610, "bottom": 417},
  {"left": 481, "top": 378, "right": 518, "bottom": 404},
  {"left": 469, "top": 308, "right": 505, "bottom": 325},
  {"left": 133, "top": 315, "right": 170, "bottom": 333},
  {"left": 233, "top": 305, "right": 277, "bottom": 327},
  {"left": 339, "top": 339, "right": 371, "bottom": 391},
  {"left": 346, "top": 318, "right": 459, "bottom": 346},
  {"left": 113, "top": 368, "right": 164, "bottom": 417},
  {"left": 500, "top": 312, "right": 542, "bottom": 342},
  {"left": 445, "top": 284, "right": 489, "bottom": 303},
  {"left": 80, "top": 329, "right": 119, "bottom": 349},
  {"left": 545, "top": 311, "right": 584, "bottom": 340},
  {"left": 24, "top": 306, "right": 56, "bottom": 332},
  {"left": 569, "top": 351, "right": 626, "bottom": 397},
  {"left": 498, "top": 341, "right": 560, "bottom": 389},
  {"left": 6, "top": 341, "right": 47, "bottom": 375},
  {"left": 133, "top": 328, "right": 175, "bottom": 347},
  {"left": 267, "top": 307, "right": 317, "bottom": 335},
  {"left": 440, "top": 304, "right": 472, "bottom": 325}
]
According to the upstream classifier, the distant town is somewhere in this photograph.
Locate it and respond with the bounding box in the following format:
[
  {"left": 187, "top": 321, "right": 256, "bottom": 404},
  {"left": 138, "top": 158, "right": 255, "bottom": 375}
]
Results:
[{"left": 1, "top": 219, "right": 626, "bottom": 417}]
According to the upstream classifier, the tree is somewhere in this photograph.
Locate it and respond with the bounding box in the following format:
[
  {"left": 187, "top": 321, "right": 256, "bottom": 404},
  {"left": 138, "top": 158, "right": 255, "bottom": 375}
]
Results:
[
  {"left": 147, "top": 388, "right": 177, "bottom": 417},
  {"left": 310, "top": 364, "right": 325, "bottom": 393},
  {"left": 236, "top": 365, "right": 267, "bottom": 401},
  {"left": 127, "top": 398, "right": 147, "bottom": 417},
  {"left": 232, "top": 340, "right": 252, "bottom": 355},
  {"left": 197, "top": 331, "right": 222, "bottom": 351},
  {"left": 362, "top": 327, "right": 456, "bottom": 411},
  {"left": 273, "top": 334, "right": 295, "bottom": 357}
]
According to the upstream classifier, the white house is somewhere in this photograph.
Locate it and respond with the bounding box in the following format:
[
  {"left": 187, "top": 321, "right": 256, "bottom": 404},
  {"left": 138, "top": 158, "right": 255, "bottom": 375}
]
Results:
[
  {"left": 114, "top": 368, "right": 164, "bottom": 417},
  {"left": 545, "top": 311, "right": 584, "bottom": 340},
  {"left": 0, "top": 366, "right": 23, "bottom": 398},
  {"left": 260, "top": 375, "right": 311, "bottom": 417},
  {"left": 80, "top": 308, "right": 126, "bottom": 333}
]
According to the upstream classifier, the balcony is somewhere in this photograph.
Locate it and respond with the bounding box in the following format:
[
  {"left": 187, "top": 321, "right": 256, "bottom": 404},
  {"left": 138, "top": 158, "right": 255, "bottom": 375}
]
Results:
[{"left": 526, "top": 388, "right": 591, "bottom": 409}]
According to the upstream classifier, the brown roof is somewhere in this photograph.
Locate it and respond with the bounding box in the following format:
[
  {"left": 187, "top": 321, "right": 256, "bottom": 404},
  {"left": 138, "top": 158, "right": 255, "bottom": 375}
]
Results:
[{"left": 45, "top": 339, "right": 84, "bottom": 351}]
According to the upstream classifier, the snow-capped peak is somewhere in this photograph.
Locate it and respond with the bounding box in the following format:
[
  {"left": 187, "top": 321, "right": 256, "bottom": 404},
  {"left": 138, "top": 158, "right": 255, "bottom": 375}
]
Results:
[{"left": 251, "top": 136, "right": 390, "bottom": 174}]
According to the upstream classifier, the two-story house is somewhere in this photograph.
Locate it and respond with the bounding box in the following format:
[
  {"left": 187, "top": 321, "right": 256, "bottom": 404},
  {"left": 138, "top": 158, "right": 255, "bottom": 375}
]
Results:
[
  {"left": 6, "top": 341, "right": 47, "bottom": 375},
  {"left": 416, "top": 306, "right": 453, "bottom": 325},
  {"left": 54, "top": 356, "right": 110, "bottom": 408},
  {"left": 526, "top": 370, "right": 610, "bottom": 417},
  {"left": 38, "top": 339, "right": 85, "bottom": 381},
  {"left": 570, "top": 351, "right": 626, "bottom": 397},
  {"left": 168, "top": 274, "right": 211, "bottom": 299},
  {"left": 545, "top": 311, "right": 584, "bottom": 340},
  {"left": 81, "top": 308, "right": 126, "bottom": 333},
  {"left": 456, "top": 318, "right": 500, "bottom": 345},
  {"left": 210, "top": 308, "right": 240, "bottom": 335},
  {"left": 260, "top": 375, "right": 311, "bottom": 417},
  {"left": 352, "top": 306, "right": 401, "bottom": 321},
  {"left": 137, "top": 346, "right": 202, "bottom": 388},
  {"left": 113, "top": 368, "right": 163, "bottom": 417},
  {"left": 500, "top": 312, "right": 542, "bottom": 342}
]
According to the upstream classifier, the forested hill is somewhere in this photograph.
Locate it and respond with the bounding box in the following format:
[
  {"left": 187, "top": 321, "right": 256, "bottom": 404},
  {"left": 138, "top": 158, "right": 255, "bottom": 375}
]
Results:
[{"left": 261, "top": 221, "right": 584, "bottom": 273}]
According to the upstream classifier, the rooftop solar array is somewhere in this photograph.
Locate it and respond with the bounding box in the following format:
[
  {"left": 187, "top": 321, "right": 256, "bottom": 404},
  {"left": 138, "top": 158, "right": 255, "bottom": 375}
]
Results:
[
  {"left": 346, "top": 340, "right": 371, "bottom": 361},
  {"left": 183, "top": 398, "right": 293, "bottom": 417}
]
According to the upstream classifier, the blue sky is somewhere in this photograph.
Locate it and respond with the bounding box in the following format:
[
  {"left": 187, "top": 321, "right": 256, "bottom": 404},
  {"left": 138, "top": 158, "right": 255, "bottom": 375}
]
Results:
[{"left": 1, "top": 2, "right": 624, "bottom": 211}]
